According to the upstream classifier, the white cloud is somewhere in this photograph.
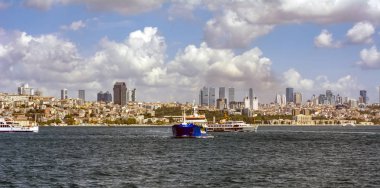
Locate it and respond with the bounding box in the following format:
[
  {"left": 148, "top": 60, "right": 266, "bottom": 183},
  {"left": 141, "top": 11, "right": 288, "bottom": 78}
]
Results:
[
  {"left": 24, "top": 0, "right": 55, "bottom": 10},
  {"left": 167, "top": 43, "right": 276, "bottom": 91},
  {"left": 357, "top": 45, "right": 380, "bottom": 69},
  {"left": 346, "top": 21, "right": 375, "bottom": 44},
  {"left": 61, "top": 20, "right": 86, "bottom": 31},
  {"left": 202, "top": 0, "right": 380, "bottom": 48},
  {"left": 24, "top": 0, "right": 165, "bottom": 14},
  {"left": 283, "top": 69, "right": 314, "bottom": 91},
  {"left": 314, "top": 29, "right": 341, "bottom": 48}
]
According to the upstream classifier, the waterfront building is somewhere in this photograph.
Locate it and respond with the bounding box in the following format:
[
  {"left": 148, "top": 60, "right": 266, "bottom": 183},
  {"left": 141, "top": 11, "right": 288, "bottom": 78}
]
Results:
[
  {"left": 286, "top": 87, "right": 294, "bottom": 103},
  {"left": 228, "top": 87, "right": 235, "bottom": 104},
  {"left": 18, "top": 83, "right": 34, "bottom": 95},
  {"left": 209, "top": 87, "right": 216, "bottom": 107},
  {"left": 78, "top": 90, "right": 85, "bottom": 101},
  {"left": 294, "top": 92, "right": 302, "bottom": 105},
  {"left": 219, "top": 87, "right": 225, "bottom": 99},
  {"left": 61, "top": 89, "right": 68, "bottom": 100},
  {"left": 113, "top": 82, "right": 127, "bottom": 106},
  {"left": 359, "top": 90, "right": 367, "bottom": 104}
]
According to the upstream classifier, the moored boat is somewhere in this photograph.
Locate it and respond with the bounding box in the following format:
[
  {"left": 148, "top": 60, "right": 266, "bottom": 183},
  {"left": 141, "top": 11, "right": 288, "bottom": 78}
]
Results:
[
  {"left": 208, "top": 121, "right": 258, "bottom": 132},
  {"left": 172, "top": 106, "right": 213, "bottom": 138},
  {"left": 0, "top": 117, "right": 39, "bottom": 133}
]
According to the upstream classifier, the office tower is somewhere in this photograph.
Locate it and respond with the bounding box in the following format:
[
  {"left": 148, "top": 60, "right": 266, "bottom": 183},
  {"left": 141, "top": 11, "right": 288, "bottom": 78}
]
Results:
[
  {"left": 78, "top": 90, "right": 85, "bottom": 101},
  {"left": 18, "top": 83, "right": 34, "bottom": 95},
  {"left": 318, "top": 94, "right": 326, "bottom": 105},
  {"left": 216, "top": 98, "right": 227, "bottom": 110},
  {"left": 61, "top": 89, "right": 68, "bottom": 100},
  {"left": 97, "top": 91, "right": 112, "bottom": 103},
  {"left": 209, "top": 87, "right": 216, "bottom": 107},
  {"left": 336, "top": 94, "right": 342, "bottom": 105},
  {"left": 275, "top": 94, "right": 281, "bottom": 105},
  {"left": 286, "top": 87, "right": 294, "bottom": 103},
  {"left": 294, "top": 92, "right": 302, "bottom": 105},
  {"left": 359, "top": 90, "right": 367, "bottom": 104},
  {"left": 326, "top": 90, "right": 333, "bottom": 105},
  {"left": 219, "top": 87, "right": 226, "bottom": 99},
  {"left": 281, "top": 94, "right": 286, "bottom": 106},
  {"left": 131, "top": 88, "right": 136, "bottom": 102},
  {"left": 228, "top": 88, "right": 235, "bottom": 103},
  {"left": 113, "top": 82, "right": 127, "bottom": 106},
  {"left": 249, "top": 88, "right": 253, "bottom": 109},
  {"left": 104, "top": 91, "right": 112, "bottom": 103},
  {"left": 252, "top": 97, "right": 259, "bottom": 110},
  {"left": 199, "top": 86, "right": 209, "bottom": 106}
]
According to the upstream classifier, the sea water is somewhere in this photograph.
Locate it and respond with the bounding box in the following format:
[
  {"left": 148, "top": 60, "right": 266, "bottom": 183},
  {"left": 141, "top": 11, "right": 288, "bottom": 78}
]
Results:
[{"left": 0, "top": 126, "right": 379, "bottom": 187}]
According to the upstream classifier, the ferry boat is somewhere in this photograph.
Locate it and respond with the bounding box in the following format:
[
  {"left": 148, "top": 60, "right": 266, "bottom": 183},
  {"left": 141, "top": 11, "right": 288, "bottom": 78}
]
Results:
[
  {"left": 208, "top": 121, "right": 258, "bottom": 132},
  {"left": 0, "top": 117, "right": 39, "bottom": 133},
  {"left": 172, "top": 106, "right": 213, "bottom": 138}
]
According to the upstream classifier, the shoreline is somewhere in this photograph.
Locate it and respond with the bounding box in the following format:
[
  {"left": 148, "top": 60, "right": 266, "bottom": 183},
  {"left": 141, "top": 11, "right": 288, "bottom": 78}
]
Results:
[{"left": 39, "top": 124, "right": 380, "bottom": 127}]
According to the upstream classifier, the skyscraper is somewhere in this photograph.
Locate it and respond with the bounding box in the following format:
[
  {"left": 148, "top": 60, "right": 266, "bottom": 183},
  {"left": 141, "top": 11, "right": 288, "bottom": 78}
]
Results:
[
  {"left": 131, "top": 88, "right": 136, "bottom": 102},
  {"left": 61, "top": 89, "right": 68, "bottom": 100},
  {"left": 249, "top": 88, "right": 253, "bottom": 109},
  {"left": 286, "top": 87, "right": 294, "bottom": 103},
  {"left": 228, "top": 87, "right": 235, "bottom": 103},
  {"left": 359, "top": 90, "right": 367, "bottom": 104},
  {"left": 97, "top": 91, "right": 112, "bottom": 103},
  {"left": 18, "top": 83, "right": 34, "bottom": 95},
  {"left": 113, "top": 82, "right": 127, "bottom": 106},
  {"left": 219, "top": 87, "right": 226, "bottom": 99},
  {"left": 294, "top": 92, "right": 302, "bottom": 105},
  {"left": 200, "top": 86, "right": 209, "bottom": 106},
  {"left": 78, "top": 90, "right": 85, "bottom": 101},
  {"left": 209, "top": 87, "right": 216, "bottom": 107}
]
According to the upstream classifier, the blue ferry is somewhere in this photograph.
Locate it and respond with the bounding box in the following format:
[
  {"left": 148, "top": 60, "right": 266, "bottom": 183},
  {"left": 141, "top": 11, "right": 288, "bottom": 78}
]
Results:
[{"left": 172, "top": 106, "right": 213, "bottom": 138}]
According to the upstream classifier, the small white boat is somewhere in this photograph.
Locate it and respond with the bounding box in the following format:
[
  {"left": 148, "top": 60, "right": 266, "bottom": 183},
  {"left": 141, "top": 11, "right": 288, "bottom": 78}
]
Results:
[
  {"left": 208, "top": 121, "right": 258, "bottom": 132},
  {"left": 0, "top": 117, "right": 39, "bottom": 133},
  {"left": 341, "top": 123, "right": 356, "bottom": 127}
]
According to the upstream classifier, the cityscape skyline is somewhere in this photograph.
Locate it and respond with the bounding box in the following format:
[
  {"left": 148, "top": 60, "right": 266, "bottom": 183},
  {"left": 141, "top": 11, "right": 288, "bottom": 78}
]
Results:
[{"left": 1, "top": 1, "right": 380, "bottom": 102}]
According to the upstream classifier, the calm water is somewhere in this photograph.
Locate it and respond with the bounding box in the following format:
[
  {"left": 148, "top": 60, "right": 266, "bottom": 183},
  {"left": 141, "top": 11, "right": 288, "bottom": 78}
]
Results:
[{"left": 1, "top": 126, "right": 380, "bottom": 187}]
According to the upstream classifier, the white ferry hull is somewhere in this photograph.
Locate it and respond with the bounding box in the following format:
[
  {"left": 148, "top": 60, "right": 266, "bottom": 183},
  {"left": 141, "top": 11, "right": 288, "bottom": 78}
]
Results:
[{"left": 0, "top": 126, "right": 39, "bottom": 133}]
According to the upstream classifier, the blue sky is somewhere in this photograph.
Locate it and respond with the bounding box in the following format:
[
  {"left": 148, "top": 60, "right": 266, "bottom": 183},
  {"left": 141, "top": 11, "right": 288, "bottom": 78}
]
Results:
[{"left": 0, "top": 0, "right": 380, "bottom": 103}]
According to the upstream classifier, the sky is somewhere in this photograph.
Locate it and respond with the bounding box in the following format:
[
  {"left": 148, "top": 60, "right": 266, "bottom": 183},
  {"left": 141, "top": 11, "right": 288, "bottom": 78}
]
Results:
[{"left": 0, "top": 0, "right": 380, "bottom": 103}]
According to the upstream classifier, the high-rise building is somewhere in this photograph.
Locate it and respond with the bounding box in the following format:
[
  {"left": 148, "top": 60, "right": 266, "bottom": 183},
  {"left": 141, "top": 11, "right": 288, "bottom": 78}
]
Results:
[
  {"left": 294, "top": 92, "right": 302, "bottom": 105},
  {"left": 286, "top": 87, "right": 294, "bottom": 103},
  {"left": 199, "top": 86, "right": 209, "bottom": 106},
  {"left": 78, "top": 90, "right": 85, "bottom": 101},
  {"left": 131, "top": 88, "right": 136, "bottom": 102},
  {"left": 61, "top": 89, "right": 68, "bottom": 100},
  {"left": 113, "top": 82, "right": 127, "bottom": 106},
  {"left": 228, "top": 87, "right": 235, "bottom": 104},
  {"left": 216, "top": 98, "right": 227, "bottom": 110},
  {"left": 252, "top": 97, "right": 259, "bottom": 110},
  {"left": 219, "top": 87, "right": 226, "bottom": 99},
  {"left": 275, "top": 93, "right": 281, "bottom": 105},
  {"left": 249, "top": 88, "right": 253, "bottom": 109},
  {"left": 359, "top": 90, "right": 367, "bottom": 104},
  {"left": 18, "top": 83, "right": 34, "bottom": 95},
  {"left": 209, "top": 87, "right": 216, "bottom": 107},
  {"left": 97, "top": 91, "right": 112, "bottom": 103}
]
